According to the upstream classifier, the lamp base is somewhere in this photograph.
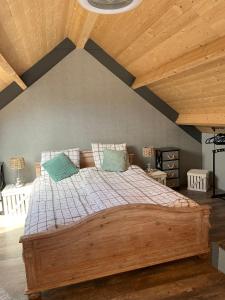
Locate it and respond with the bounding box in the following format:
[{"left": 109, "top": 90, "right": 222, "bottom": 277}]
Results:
[
  {"left": 147, "top": 163, "right": 153, "bottom": 173},
  {"left": 15, "top": 178, "right": 24, "bottom": 188}
]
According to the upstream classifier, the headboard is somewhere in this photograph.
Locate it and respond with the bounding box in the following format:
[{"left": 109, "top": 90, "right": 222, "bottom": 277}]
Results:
[{"left": 35, "top": 150, "right": 135, "bottom": 177}]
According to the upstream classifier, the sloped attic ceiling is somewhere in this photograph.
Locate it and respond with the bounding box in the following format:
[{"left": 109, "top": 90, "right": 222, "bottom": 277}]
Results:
[{"left": 0, "top": 0, "right": 225, "bottom": 130}]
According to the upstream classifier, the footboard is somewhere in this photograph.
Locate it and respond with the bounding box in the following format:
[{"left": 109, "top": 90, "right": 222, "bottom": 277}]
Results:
[{"left": 20, "top": 204, "right": 210, "bottom": 296}]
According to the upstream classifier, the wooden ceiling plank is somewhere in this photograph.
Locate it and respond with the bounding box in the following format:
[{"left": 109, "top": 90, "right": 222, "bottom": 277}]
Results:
[
  {"left": 65, "top": 0, "right": 75, "bottom": 38},
  {"left": 66, "top": 1, "right": 82, "bottom": 44},
  {"left": 6, "top": 0, "right": 34, "bottom": 68},
  {"left": 0, "top": 54, "right": 26, "bottom": 90},
  {"left": 91, "top": 0, "right": 174, "bottom": 58},
  {"left": 129, "top": 16, "right": 217, "bottom": 77},
  {"left": 117, "top": 4, "right": 198, "bottom": 66},
  {"left": 150, "top": 56, "right": 225, "bottom": 89},
  {"left": 36, "top": 0, "right": 47, "bottom": 56},
  {"left": 0, "top": 0, "right": 31, "bottom": 74},
  {"left": 132, "top": 36, "right": 225, "bottom": 89},
  {"left": 54, "top": 0, "right": 70, "bottom": 44},
  {"left": 67, "top": 2, "right": 98, "bottom": 49},
  {"left": 76, "top": 11, "right": 98, "bottom": 49},
  {"left": 176, "top": 113, "right": 225, "bottom": 127}
]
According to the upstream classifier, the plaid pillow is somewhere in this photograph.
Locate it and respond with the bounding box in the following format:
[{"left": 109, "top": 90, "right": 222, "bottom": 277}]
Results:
[
  {"left": 41, "top": 148, "right": 80, "bottom": 176},
  {"left": 91, "top": 143, "right": 127, "bottom": 169}
]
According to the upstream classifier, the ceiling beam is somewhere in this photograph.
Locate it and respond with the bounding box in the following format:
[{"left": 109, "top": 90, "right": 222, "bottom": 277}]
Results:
[
  {"left": 0, "top": 54, "right": 26, "bottom": 90},
  {"left": 76, "top": 11, "right": 98, "bottom": 49},
  {"left": 176, "top": 113, "right": 225, "bottom": 127},
  {"left": 132, "top": 36, "right": 225, "bottom": 89},
  {"left": 198, "top": 127, "right": 225, "bottom": 134}
]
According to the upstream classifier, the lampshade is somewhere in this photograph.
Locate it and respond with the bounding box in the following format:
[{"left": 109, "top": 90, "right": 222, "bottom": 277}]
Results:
[
  {"left": 143, "top": 146, "right": 154, "bottom": 158},
  {"left": 9, "top": 157, "right": 25, "bottom": 170}
]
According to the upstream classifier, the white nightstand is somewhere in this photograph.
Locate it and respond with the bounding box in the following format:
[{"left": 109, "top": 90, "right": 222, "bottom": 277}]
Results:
[
  {"left": 1, "top": 183, "right": 32, "bottom": 217},
  {"left": 146, "top": 170, "right": 167, "bottom": 186}
]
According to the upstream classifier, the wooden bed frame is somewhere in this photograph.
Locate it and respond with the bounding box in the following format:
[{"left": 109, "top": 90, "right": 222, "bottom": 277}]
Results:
[{"left": 20, "top": 151, "right": 210, "bottom": 299}]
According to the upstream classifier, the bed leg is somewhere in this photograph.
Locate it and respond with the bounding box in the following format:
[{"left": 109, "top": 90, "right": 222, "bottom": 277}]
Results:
[{"left": 27, "top": 293, "right": 42, "bottom": 300}]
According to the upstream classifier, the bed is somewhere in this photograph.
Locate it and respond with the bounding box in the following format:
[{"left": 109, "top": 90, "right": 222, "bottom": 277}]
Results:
[{"left": 20, "top": 151, "right": 210, "bottom": 299}]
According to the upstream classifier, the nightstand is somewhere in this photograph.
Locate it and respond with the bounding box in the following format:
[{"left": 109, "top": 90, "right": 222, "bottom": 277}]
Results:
[
  {"left": 146, "top": 170, "right": 167, "bottom": 186},
  {"left": 1, "top": 183, "right": 32, "bottom": 217}
]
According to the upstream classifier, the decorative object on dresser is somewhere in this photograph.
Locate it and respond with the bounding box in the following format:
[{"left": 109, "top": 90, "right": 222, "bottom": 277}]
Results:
[
  {"left": 9, "top": 156, "right": 25, "bottom": 187},
  {"left": 1, "top": 183, "right": 32, "bottom": 217},
  {"left": 156, "top": 147, "right": 180, "bottom": 188},
  {"left": 146, "top": 169, "right": 167, "bottom": 186},
  {"left": 187, "top": 169, "right": 209, "bottom": 192},
  {"left": 143, "top": 146, "right": 155, "bottom": 172}
]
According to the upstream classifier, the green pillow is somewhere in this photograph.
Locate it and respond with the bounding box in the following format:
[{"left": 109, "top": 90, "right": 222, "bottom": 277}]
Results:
[
  {"left": 42, "top": 153, "right": 79, "bottom": 182},
  {"left": 101, "top": 149, "right": 128, "bottom": 172}
]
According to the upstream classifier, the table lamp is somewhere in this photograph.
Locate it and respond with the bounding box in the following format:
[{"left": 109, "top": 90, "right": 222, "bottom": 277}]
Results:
[
  {"left": 143, "top": 146, "right": 154, "bottom": 172},
  {"left": 9, "top": 157, "right": 25, "bottom": 187}
]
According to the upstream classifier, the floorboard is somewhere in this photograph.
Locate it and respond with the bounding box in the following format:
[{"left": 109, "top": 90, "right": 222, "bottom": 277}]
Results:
[{"left": 0, "top": 189, "right": 225, "bottom": 299}]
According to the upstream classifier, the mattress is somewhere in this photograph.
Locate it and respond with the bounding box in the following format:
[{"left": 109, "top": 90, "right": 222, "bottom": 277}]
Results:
[{"left": 24, "top": 165, "right": 198, "bottom": 235}]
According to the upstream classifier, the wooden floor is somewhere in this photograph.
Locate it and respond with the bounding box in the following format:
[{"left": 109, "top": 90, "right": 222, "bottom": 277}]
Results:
[{"left": 1, "top": 189, "right": 225, "bottom": 299}]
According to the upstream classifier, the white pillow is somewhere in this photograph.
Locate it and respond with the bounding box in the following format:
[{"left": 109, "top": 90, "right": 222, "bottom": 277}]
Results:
[
  {"left": 41, "top": 148, "right": 80, "bottom": 176},
  {"left": 91, "top": 143, "right": 127, "bottom": 169}
]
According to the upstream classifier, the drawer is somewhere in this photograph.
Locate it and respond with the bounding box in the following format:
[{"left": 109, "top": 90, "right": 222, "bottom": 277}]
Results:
[
  {"left": 162, "top": 151, "right": 179, "bottom": 161},
  {"left": 165, "top": 169, "right": 179, "bottom": 179},
  {"left": 162, "top": 160, "right": 179, "bottom": 170},
  {"left": 167, "top": 178, "right": 180, "bottom": 188}
]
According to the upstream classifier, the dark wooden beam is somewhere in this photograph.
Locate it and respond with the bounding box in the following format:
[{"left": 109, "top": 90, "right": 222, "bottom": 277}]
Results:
[
  {"left": 21, "top": 38, "right": 75, "bottom": 86},
  {"left": 0, "top": 82, "right": 22, "bottom": 110}
]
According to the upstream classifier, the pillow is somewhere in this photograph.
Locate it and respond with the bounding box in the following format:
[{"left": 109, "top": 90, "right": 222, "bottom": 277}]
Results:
[
  {"left": 42, "top": 153, "right": 79, "bottom": 182},
  {"left": 91, "top": 143, "right": 127, "bottom": 169},
  {"left": 41, "top": 148, "right": 80, "bottom": 176},
  {"left": 102, "top": 149, "right": 128, "bottom": 172}
]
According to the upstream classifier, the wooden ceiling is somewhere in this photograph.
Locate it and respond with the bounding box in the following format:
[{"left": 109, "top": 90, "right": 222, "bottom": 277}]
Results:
[{"left": 0, "top": 0, "right": 225, "bottom": 130}]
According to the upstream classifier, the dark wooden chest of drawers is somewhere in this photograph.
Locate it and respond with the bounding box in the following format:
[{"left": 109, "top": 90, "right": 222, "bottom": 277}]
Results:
[{"left": 156, "top": 147, "right": 180, "bottom": 188}]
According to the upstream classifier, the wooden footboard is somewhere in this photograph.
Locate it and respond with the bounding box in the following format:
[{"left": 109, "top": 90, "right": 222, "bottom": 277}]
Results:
[{"left": 20, "top": 204, "right": 210, "bottom": 296}]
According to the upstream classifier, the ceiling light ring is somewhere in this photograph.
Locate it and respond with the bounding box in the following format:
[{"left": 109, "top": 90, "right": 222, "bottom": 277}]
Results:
[{"left": 78, "top": 0, "right": 143, "bottom": 14}]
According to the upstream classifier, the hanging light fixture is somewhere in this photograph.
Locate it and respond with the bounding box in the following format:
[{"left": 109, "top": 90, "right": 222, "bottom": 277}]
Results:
[{"left": 78, "top": 0, "right": 143, "bottom": 14}]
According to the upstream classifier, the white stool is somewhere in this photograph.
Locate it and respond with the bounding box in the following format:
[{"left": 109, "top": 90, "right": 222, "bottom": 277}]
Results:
[{"left": 187, "top": 169, "right": 209, "bottom": 192}]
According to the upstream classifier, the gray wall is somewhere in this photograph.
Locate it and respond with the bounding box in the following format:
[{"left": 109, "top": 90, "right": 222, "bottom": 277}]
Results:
[
  {"left": 0, "top": 49, "right": 202, "bottom": 184},
  {"left": 202, "top": 133, "right": 225, "bottom": 191}
]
